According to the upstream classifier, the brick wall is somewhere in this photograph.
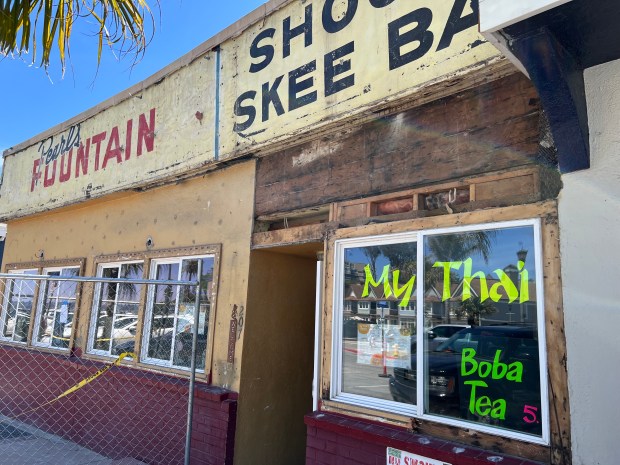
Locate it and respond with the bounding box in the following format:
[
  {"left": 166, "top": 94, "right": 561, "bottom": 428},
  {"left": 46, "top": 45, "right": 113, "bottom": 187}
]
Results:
[
  {"left": 0, "top": 345, "right": 236, "bottom": 465},
  {"left": 305, "top": 412, "right": 545, "bottom": 465}
]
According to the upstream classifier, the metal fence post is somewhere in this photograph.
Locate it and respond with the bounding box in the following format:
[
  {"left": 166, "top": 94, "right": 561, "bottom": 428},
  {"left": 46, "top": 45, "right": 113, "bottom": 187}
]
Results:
[{"left": 184, "top": 261, "right": 202, "bottom": 465}]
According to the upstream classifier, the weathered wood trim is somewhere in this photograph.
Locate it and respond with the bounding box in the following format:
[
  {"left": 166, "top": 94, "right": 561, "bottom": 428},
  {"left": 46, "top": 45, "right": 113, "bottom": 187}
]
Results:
[
  {"left": 251, "top": 223, "right": 337, "bottom": 249},
  {"left": 320, "top": 201, "right": 565, "bottom": 463},
  {"left": 541, "top": 215, "right": 571, "bottom": 465}
]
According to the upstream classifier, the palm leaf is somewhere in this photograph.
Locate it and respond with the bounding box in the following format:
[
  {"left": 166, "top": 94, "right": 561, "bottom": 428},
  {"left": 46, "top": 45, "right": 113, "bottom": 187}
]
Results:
[{"left": 0, "top": 0, "right": 156, "bottom": 72}]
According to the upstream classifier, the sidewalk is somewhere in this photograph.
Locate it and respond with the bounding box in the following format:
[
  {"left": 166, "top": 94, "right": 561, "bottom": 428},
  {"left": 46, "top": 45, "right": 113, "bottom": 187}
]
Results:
[{"left": 0, "top": 417, "right": 146, "bottom": 465}]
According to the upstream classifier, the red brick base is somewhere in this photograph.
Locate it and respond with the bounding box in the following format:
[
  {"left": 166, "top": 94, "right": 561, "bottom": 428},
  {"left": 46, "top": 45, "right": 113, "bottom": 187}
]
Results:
[
  {"left": 305, "top": 412, "right": 545, "bottom": 465},
  {"left": 0, "top": 345, "right": 236, "bottom": 465}
]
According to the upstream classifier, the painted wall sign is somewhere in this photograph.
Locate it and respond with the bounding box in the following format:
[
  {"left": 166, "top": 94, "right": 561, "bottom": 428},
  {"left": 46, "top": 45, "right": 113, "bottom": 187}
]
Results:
[
  {"left": 0, "top": 52, "right": 217, "bottom": 218},
  {"left": 220, "top": 0, "right": 500, "bottom": 155},
  {"left": 0, "top": 0, "right": 501, "bottom": 219},
  {"left": 30, "top": 110, "right": 155, "bottom": 192},
  {"left": 386, "top": 447, "right": 451, "bottom": 465}
]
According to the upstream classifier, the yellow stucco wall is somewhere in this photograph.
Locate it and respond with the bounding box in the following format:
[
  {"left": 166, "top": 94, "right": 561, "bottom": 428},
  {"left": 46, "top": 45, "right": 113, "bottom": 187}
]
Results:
[{"left": 2, "top": 161, "right": 256, "bottom": 390}]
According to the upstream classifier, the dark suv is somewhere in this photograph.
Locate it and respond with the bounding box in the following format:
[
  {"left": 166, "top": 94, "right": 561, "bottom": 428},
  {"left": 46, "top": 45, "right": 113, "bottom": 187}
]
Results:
[{"left": 388, "top": 325, "right": 541, "bottom": 434}]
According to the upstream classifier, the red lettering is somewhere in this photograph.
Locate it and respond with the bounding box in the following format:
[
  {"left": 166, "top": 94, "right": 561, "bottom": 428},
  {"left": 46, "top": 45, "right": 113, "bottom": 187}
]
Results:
[
  {"left": 75, "top": 140, "right": 89, "bottom": 178},
  {"left": 137, "top": 108, "right": 156, "bottom": 156},
  {"left": 102, "top": 126, "right": 122, "bottom": 169},
  {"left": 125, "top": 119, "right": 133, "bottom": 160},
  {"left": 59, "top": 150, "right": 72, "bottom": 183},
  {"left": 43, "top": 159, "right": 57, "bottom": 187},
  {"left": 91, "top": 132, "right": 107, "bottom": 171},
  {"left": 31, "top": 159, "right": 41, "bottom": 192}
]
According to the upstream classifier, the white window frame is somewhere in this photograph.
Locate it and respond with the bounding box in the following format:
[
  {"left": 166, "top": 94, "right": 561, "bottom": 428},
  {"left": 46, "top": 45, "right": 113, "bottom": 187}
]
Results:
[
  {"left": 0, "top": 269, "right": 38, "bottom": 344},
  {"left": 330, "top": 219, "right": 549, "bottom": 445},
  {"left": 87, "top": 260, "right": 143, "bottom": 357},
  {"left": 32, "top": 266, "right": 80, "bottom": 350},
  {"left": 141, "top": 254, "right": 214, "bottom": 371}
]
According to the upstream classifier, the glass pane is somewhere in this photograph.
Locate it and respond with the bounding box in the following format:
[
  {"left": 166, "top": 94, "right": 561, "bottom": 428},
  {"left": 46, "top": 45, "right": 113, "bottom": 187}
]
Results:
[
  {"left": 37, "top": 268, "right": 79, "bottom": 348},
  {"left": 94, "top": 301, "right": 115, "bottom": 352},
  {"left": 148, "top": 263, "right": 179, "bottom": 362},
  {"left": 423, "top": 226, "right": 542, "bottom": 437},
  {"left": 10, "top": 274, "right": 37, "bottom": 343},
  {"left": 2, "top": 280, "right": 18, "bottom": 339},
  {"left": 342, "top": 242, "right": 417, "bottom": 403}
]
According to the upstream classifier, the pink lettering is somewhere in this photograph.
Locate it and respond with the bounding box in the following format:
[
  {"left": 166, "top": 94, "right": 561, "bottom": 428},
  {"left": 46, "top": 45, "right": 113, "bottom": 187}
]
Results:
[
  {"left": 102, "top": 126, "right": 122, "bottom": 169},
  {"left": 137, "top": 108, "right": 156, "bottom": 156},
  {"left": 31, "top": 159, "right": 41, "bottom": 192}
]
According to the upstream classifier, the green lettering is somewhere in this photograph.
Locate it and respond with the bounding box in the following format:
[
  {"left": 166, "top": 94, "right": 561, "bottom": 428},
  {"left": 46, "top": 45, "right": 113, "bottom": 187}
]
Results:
[
  {"left": 465, "top": 380, "right": 488, "bottom": 414},
  {"left": 461, "top": 347, "right": 478, "bottom": 376},
  {"left": 490, "top": 398, "right": 507, "bottom": 419},
  {"left": 490, "top": 269, "right": 519, "bottom": 303},
  {"left": 363, "top": 264, "right": 392, "bottom": 299},
  {"left": 462, "top": 258, "right": 489, "bottom": 302},
  {"left": 432, "top": 261, "right": 462, "bottom": 301},
  {"left": 475, "top": 395, "right": 492, "bottom": 416},
  {"left": 391, "top": 270, "right": 416, "bottom": 307},
  {"left": 491, "top": 350, "right": 508, "bottom": 380},
  {"left": 506, "top": 361, "right": 524, "bottom": 382},
  {"left": 518, "top": 260, "right": 530, "bottom": 303},
  {"left": 478, "top": 361, "right": 492, "bottom": 378}
]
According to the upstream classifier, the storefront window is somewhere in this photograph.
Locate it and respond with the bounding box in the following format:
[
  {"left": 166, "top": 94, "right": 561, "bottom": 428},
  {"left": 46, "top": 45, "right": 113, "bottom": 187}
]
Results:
[
  {"left": 88, "top": 262, "right": 143, "bottom": 356},
  {"left": 34, "top": 267, "right": 80, "bottom": 349},
  {"left": 332, "top": 220, "right": 547, "bottom": 442},
  {"left": 0, "top": 269, "right": 38, "bottom": 343},
  {"left": 143, "top": 256, "right": 214, "bottom": 371},
  {"left": 335, "top": 237, "right": 417, "bottom": 408}
]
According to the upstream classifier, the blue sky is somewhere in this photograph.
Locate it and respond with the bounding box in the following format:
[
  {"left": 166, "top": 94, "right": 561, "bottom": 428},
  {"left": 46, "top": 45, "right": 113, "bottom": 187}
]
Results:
[{"left": 0, "top": 0, "right": 266, "bottom": 165}]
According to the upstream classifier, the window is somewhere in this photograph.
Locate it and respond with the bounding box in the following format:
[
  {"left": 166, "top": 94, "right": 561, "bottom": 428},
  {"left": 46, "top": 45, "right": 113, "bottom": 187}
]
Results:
[
  {"left": 142, "top": 255, "right": 214, "bottom": 371},
  {"left": 33, "top": 267, "right": 80, "bottom": 349},
  {"left": 331, "top": 220, "right": 548, "bottom": 444},
  {"left": 88, "top": 262, "right": 143, "bottom": 357},
  {"left": 0, "top": 269, "right": 38, "bottom": 343}
]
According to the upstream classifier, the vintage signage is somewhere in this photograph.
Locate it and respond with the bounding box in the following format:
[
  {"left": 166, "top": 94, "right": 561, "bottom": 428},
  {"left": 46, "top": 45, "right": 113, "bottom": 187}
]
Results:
[
  {"left": 387, "top": 447, "right": 451, "bottom": 465},
  {"left": 0, "top": 0, "right": 501, "bottom": 219},
  {"left": 220, "top": 0, "right": 500, "bottom": 155},
  {"left": 30, "top": 110, "right": 155, "bottom": 192}
]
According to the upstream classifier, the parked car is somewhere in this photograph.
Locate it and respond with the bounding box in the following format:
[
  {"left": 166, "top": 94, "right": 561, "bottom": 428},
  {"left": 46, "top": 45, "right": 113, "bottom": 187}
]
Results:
[
  {"left": 426, "top": 324, "right": 469, "bottom": 351},
  {"left": 389, "top": 325, "right": 541, "bottom": 433}
]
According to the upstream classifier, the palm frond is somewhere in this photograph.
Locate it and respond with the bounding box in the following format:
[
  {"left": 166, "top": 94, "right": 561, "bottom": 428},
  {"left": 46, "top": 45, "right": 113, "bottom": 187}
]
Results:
[{"left": 0, "top": 0, "right": 157, "bottom": 73}]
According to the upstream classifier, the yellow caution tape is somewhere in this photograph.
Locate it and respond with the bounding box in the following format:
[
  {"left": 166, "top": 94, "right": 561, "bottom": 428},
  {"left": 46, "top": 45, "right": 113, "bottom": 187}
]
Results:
[{"left": 16, "top": 352, "right": 136, "bottom": 417}]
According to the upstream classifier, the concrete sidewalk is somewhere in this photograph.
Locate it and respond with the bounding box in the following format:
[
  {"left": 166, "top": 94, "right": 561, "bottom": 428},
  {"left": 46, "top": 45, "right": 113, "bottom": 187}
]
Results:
[{"left": 0, "top": 417, "right": 146, "bottom": 465}]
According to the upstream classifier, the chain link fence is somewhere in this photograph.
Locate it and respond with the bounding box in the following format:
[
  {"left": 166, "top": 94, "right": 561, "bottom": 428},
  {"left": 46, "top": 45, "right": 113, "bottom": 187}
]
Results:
[{"left": 0, "top": 272, "right": 203, "bottom": 465}]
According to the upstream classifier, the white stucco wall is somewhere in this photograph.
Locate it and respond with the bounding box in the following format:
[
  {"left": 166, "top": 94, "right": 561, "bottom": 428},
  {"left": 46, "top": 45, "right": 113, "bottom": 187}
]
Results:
[{"left": 559, "top": 58, "right": 620, "bottom": 465}]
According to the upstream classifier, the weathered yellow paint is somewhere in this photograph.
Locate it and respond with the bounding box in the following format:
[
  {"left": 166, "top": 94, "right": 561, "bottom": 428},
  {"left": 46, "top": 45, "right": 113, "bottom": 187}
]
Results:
[
  {"left": 0, "top": 51, "right": 218, "bottom": 220},
  {"left": 2, "top": 161, "right": 256, "bottom": 391},
  {"left": 0, "top": 0, "right": 502, "bottom": 221},
  {"left": 219, "top": 0, "right": 500, "bottom": 155}
]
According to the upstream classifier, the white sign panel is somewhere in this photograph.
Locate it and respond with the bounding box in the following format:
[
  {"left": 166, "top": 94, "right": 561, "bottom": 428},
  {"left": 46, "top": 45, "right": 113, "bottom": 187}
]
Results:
[
  {"left": 387, "top": 447, "right": 451, "bottom": 465},
  {"left": 479, "top": 0, "right": 572, "bottom": 32}
]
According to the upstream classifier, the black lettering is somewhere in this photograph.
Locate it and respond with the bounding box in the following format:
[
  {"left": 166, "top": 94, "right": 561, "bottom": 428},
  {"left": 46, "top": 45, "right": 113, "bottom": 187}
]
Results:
[
  {"left": 249, "top": 28, "right": 276, "bottom": 73},
  {"left": 322, "top": 0, "right": 358, "bottom": 34},
  {"left": 283, "top": 5, "right": 313, "bottom": 58},
  {"left": 437, "top": 0, "right": 479, "bottom": 51},
  {"left": 262, "top": 76, "right": 285, "bottom": 122},
  {"left": 325, "top": 42, "right": 355, "bottom": 96},
  {"left": 388, "top": 8, "right": 434, "bottom": 70},
  {"left": 289, "top": 61, "right": 317, "bottom": 111},
  {"left": 369, "top": 0, "right": 396, "bottom": 7},
  {"left": 234, "top": 91, "right": 257, "bottom": 133}
]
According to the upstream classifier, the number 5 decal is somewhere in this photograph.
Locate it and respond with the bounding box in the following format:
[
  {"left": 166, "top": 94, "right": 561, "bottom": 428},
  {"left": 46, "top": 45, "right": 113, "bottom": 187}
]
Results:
[{"left": 523, "top": 405, "right": 538, "bottom": 423}]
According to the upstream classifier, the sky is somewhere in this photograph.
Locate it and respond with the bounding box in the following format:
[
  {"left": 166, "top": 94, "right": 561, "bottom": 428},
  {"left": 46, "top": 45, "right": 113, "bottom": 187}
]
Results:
[{"left": 0, "top": 0, "right": 267, "bottom": 165}]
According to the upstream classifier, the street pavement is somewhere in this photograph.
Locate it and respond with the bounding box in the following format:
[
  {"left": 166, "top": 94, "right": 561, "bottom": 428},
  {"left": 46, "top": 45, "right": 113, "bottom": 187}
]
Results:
[{"left": 0, "top": 417, "right": 146, "bottom": 465}]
